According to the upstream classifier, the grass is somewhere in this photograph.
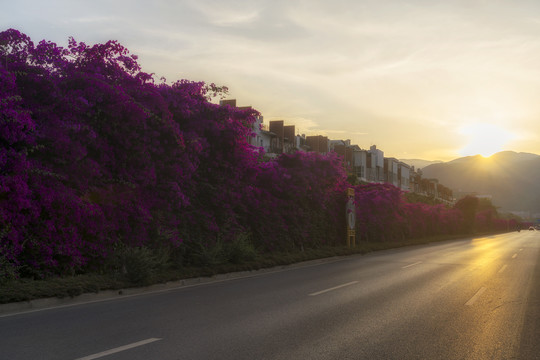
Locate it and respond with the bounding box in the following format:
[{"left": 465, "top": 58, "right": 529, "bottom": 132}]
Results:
[{"left": 0, "top": 232, "right": 499, "bottom": 304}]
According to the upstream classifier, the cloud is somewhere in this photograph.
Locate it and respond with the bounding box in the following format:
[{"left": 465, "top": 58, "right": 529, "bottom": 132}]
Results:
[
  {"left": 186, "top": 0, "right": 261, "bottom": 26},
  {"left": 5, "top": 0, "right": 540, "bottom": 159},
  {"left": 67, "top": 16, "right": 114, "bottom": 24}
]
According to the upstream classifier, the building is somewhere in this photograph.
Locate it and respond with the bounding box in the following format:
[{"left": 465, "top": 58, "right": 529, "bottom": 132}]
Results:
[
  {"left": 249, "top": 111, "right": 268, "bottom": 149},
  {"left": 219, "top": 99, "right": 298, "bottom": 156},
  {"left": 268, "top": 120, "right": 285, "bottom": 154},
  {"left": 397, "top": 161, "right": 411, "bottom": 191},
  {"left": 352, "top": 148, "right": 368, "bottom": 181},
  {"left": 330, "top": 140, "right": 354, "bottom": 174},
  {"left": 367, "top": 145, "right": 384, "bottom": 182},
  {"left": 384, "top": 157, "right": 399, "bottom": 187},
  {"left": 295, "top": 134, "right": 308, "bottom": 152},
  {"left": 306, "top": 135, "right": 329, "bottom": 154},
  {"left": 283, "top": 124, "right": 296, "bottom": 154},
  {"left": 265, "top": 120, "right": 298, "bottom": 155}
]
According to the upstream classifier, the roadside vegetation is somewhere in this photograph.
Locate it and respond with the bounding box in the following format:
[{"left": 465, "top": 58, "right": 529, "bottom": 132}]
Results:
[
  {"left": 1, "top": 232, "right": 502, "bottom": 304},
  {"left": 0, "top": 29, "right": 528, "bottom": 304}
]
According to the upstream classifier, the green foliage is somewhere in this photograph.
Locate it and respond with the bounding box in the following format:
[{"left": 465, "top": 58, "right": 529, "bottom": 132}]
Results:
[
  {"left": 185, "top": 241, "right": 225, "bottom": 267},
  {"left": 0, "top": 274, "right": 122, "bottom": 303},
  {"left": 453, "top": 195, "right": 479, "bottom": 233},
  {"left": 222, "top": 233, "right": 257, "bottom": 264},
  {"left": 178, "top": 233, "right": 257, "bottom": 268},
  {"left": 0, "top": 253, "right": 18, "bottom": 284},
  {"left": 477, "top": 197, "right": 498, "bottom": 215},
  {"left": 347, "top": 174, "right": 359, "bottom": 185},
  {"left": 404, "top": 192, "right": 443, "bottom": 206},
  {"left": 115, "top": 246, "right": 163, "bottom": 285}
]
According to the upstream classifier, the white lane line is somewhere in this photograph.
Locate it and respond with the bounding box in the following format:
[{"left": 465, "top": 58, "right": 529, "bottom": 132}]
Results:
[
  {"left": 74, "top": 338, "right": 162, "bottom": 360},
  {"left": 498, "top": 265, "right": 508, "bottom": 273},
  {"left": 309, "top": 281, "right": 358, "bottom": 296},
  {"left": 512, "top": 253, "right": 518, "bottom": 259},
  {"left": 465, "top": 287, "right": 486, "bottom": 306},
  {"left": 402, "top": 261, "right": 422, "bottom": 269}
]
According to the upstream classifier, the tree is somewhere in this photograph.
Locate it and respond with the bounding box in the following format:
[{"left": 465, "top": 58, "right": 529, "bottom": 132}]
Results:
[{"left": 453, "top": 195, "right": 479, "bottom": 234}]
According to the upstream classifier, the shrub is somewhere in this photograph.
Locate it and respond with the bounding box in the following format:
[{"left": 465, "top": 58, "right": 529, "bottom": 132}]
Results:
[
  {"left": 223, "top": 233, "right": 257, "bottom": 264},
  {"left": 116, "top": 246, "right": 160, "bottom": 285}
]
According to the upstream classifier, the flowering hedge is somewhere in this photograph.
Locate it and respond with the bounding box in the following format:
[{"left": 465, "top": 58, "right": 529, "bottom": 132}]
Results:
[
  {"left": 351, "top": 183, "right": 463, "bottom": 242},
  {"left": 2, "top": 29, "right": 265, "bottom": 274},
  {"left": 0, "top": 29, "right": 513, "bottom": 278},
  {"left": 245, "top": 151, "right": 348, "bottom": 251}
]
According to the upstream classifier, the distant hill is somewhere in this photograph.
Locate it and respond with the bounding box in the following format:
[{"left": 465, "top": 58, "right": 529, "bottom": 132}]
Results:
[
  {"left": 399, "top": 159, "right": 443, "bottom": 170},
  {"left": 420, "top": 151, "right": 540, "bottom": 214}
]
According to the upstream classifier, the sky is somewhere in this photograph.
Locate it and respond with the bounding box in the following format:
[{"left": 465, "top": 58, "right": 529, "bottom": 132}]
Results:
[{"left": 3, "top": 0, "right": 540, "bottom": 161}]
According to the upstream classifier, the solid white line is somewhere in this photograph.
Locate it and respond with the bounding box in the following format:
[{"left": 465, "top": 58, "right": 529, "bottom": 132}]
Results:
[
  {"left": 465, "top": 287, "right": 486, "bottom": 306},
  {"left": 498, "top": 265, "right": 508, "bottom": 274},
  {"left": 402, "top": 261, "right": 422, "bottom": 269},
  {"left": 512, "top": 254, "right": 518, "bottom": 259},
  {"left": 74, "top": 338, "right": 162, "bottom": 360},
  {"left": 309, "top": 281, "right": 358, "bottom": 296}
]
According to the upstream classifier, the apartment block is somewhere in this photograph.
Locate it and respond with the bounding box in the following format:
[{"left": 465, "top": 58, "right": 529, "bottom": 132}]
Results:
[{"left": 306, "top": 135, "right": 329, "bottom": 154}]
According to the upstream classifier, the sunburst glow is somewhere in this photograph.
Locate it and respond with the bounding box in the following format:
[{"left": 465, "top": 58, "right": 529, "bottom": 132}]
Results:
[{"left": 458, "top": 123, "right": 515, "bottom": 158}]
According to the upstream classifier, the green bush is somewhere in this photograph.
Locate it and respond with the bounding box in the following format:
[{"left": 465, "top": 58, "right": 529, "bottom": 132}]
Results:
[
  {"left": 0, "top": 254, "right": 18, "bottom": 284},
  {"left": 186, "top": 241, "right": 225, "bottom": 267},
  {"left": 118, "top": 246, "right": 161, "bottom": 285},
  {"left": 223, "top": 233, "right": 257, "bottom": 264}
]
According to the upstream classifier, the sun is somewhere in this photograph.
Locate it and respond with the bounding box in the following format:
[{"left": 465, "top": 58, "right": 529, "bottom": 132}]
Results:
[{"left": 458, "top": 123, "right": 514, "bottom": 157}]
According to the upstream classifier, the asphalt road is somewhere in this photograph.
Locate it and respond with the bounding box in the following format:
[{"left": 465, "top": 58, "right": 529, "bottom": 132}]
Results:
[{"left": 1, "top": 231, "right": 540, "bottom": 360}]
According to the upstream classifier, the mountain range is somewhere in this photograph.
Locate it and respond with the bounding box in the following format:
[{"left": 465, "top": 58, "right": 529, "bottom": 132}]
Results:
[
  {"left": 409, "top": 151, "right": 540, "bottom": 215},
  {"left": 399, "top": 159, "right": 443, "bottom": 169}
]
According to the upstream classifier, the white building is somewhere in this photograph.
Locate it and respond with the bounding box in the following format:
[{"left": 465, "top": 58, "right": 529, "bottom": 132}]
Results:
[
  {"left": 367, "top": 145, "right": 384, "bottom": 182},
  {"left": 384, "top": 157, "right": 399, "bottom": 187},
  {"left": 353, "top": 149, "right": 368, "bottom": 182},
  {"left": 398, "top": 161, "right": 411, "bottom": 191}
]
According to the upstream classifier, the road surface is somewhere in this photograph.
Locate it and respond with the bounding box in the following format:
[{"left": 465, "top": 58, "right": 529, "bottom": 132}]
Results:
[{"left": 1, "top": 231, "right": 539, "bottom": 359}]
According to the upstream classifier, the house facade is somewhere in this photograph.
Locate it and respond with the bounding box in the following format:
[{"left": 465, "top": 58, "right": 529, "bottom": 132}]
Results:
[{"left": 367, "top": 145, "right": 384, "bottom": 182}]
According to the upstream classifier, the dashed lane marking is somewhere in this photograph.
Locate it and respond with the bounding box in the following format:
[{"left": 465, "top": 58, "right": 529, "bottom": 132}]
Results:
[
  {"left": 74, "top": 338, "right": 162, "bottom": 360},
  {"left": 402, "top": 261, "right": 422, "bottom": 269},
  {"left": 309, "top": 281, "right": 359, "bottom": 296},
  {"left": 465, "top": 287, "right": 486, "bottom": 306}
]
